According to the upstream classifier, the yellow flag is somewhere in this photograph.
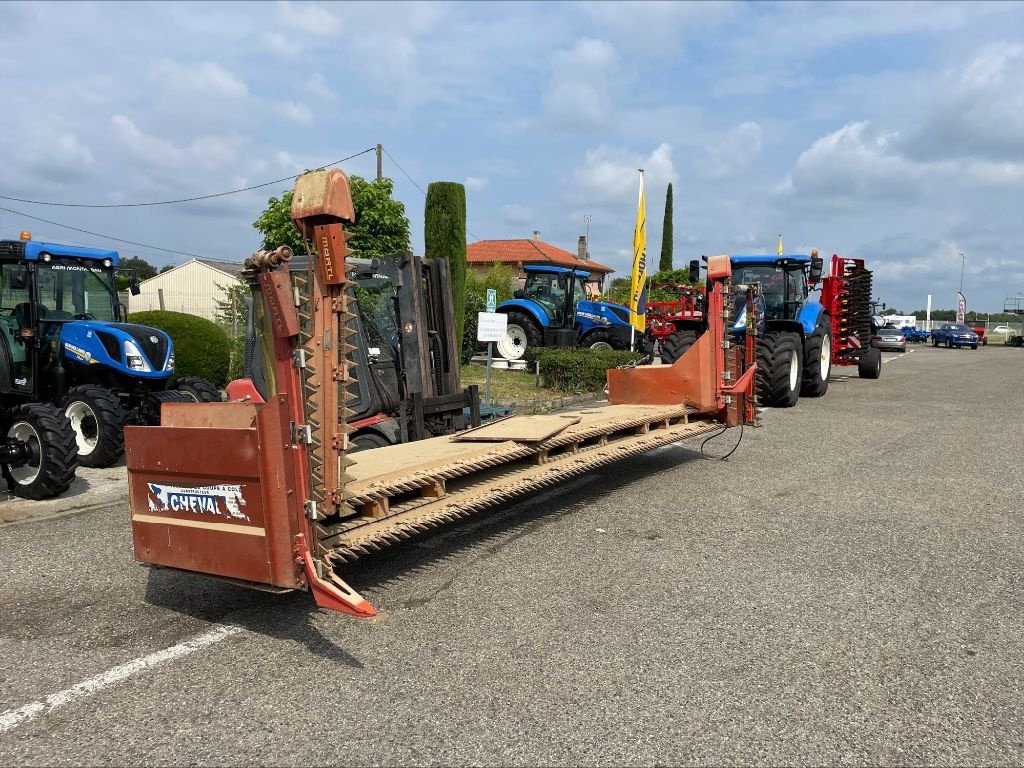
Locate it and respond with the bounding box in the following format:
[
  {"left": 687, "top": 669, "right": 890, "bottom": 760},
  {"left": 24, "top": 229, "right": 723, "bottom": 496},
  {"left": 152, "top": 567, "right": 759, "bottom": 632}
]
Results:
[
  {"left": 777, "top": 234, "right": 783, "bottom": 257},
  {"left": 629, "top": 171, "right": 647, "bottom": 333}
]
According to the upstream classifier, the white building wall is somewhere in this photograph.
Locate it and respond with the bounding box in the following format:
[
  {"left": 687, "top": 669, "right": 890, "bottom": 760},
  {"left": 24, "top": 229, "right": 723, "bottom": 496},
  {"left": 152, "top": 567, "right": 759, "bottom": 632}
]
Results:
[{"left": 128, "top": 260, "right": 241, "bottom": 321}]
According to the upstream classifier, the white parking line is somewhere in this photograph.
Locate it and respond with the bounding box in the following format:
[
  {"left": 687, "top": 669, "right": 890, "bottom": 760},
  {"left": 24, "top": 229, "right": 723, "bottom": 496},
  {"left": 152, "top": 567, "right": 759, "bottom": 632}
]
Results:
[
  {"left": 0, "top": 625, "right": 243, "bottom": 734},
  {"left": 882, "top": 348, "right": 914, "bottom": 363}
]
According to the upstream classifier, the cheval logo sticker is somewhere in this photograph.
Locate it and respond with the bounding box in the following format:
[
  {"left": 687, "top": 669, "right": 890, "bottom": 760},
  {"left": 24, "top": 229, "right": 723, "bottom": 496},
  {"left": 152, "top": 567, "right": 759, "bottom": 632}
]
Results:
[{"left": 146, "top": 483, "right": 249, "bottom": 522}]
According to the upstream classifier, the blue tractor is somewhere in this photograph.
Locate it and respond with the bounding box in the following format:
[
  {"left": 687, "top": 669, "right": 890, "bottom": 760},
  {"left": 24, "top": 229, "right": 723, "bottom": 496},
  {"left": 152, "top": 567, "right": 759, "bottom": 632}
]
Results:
[
  {"left": 657, "top": 253, "right": 836, "bottom": 408},
  {"left": 495, "top": 265, "right": 639, "bottom": 360},
  {"left": 0, "top": 237, "right": 219, "bottom": 481}
]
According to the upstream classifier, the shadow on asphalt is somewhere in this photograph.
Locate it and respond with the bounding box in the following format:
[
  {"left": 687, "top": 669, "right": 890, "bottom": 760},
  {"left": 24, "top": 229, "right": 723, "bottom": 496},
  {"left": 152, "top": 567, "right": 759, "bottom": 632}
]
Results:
[{"left": 141, "top": 443, "right": 706, "bottom": 661}]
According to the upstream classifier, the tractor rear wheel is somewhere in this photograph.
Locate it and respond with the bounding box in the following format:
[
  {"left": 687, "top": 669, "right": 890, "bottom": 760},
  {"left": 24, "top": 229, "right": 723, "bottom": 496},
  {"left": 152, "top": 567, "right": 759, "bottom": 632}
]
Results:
[
  {"left": 4, "top": 403, "right": 78, "bottom": 500},
  {"left": 584, "top": 329, "right": 626, "bottom": 352},
  {"left": 801, "top": 314, "right": 832, "bottom": 398},
  {"left": 756, "top": 331, "right": 803, "bottom": 408},
  {"left": 61, "top": 385, "right": 128, "bottom": 468},
  {"left": 496, "top": 311, "right": 542, "bottom": 360},
  {"left": 659, "top": 329, "right": 699, "bottom": 364},
  {"left": 174, "top": 376, "right": 222, "bottom": 402},
  {"left": 858, "top": 348, "right": 882, "bottom": 379}
]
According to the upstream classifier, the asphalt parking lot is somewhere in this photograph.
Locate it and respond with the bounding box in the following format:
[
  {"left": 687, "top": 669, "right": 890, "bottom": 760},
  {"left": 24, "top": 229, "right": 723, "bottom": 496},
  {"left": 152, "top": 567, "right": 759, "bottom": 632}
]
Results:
[{"left": 1, "top": 345, "right": 1021, "bottom": 766}]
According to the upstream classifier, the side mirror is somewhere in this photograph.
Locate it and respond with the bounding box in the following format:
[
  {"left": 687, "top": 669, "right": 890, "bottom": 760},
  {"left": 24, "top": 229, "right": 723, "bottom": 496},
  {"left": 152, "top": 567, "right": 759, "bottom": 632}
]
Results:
[
  {"left": 129, "top": 277, "right": 141, "bottom": 296},
  {"left": 9, "top": 265, "right": 28, "bottom": 290},
  {"left": 808, "top": 256, "right": 824, "bottom": 284},
  {"left": 688, "top": 259, "right": 700, "bottom": 284}
]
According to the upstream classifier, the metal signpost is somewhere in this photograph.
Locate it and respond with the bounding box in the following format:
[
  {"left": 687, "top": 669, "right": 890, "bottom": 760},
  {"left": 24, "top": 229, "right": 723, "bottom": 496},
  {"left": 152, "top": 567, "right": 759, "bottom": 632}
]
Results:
[{"left": 477, "top": 300, "right": 506, "bottom": 406}]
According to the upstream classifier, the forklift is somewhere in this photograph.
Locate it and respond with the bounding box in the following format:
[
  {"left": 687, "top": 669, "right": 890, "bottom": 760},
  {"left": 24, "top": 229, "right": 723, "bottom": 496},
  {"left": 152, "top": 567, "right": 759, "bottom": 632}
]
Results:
[{"left": 227, "top": 250, "right": 480, "bottom": 449}]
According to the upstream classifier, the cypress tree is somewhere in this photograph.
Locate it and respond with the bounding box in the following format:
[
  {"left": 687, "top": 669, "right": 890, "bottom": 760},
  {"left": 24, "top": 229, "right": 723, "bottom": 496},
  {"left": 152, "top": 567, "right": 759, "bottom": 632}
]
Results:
[
  {"left": 424, "top": 181, "right": 468, "bottom": 350},
  {"left": 659, "top": 183, "right": 673, "bottom": 273}
]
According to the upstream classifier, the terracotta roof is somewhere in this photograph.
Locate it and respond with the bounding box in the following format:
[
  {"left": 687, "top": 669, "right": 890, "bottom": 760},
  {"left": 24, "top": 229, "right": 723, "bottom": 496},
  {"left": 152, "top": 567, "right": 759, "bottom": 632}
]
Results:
[{"left": 467, "top": 239, "right": 614, "bottom": 275}]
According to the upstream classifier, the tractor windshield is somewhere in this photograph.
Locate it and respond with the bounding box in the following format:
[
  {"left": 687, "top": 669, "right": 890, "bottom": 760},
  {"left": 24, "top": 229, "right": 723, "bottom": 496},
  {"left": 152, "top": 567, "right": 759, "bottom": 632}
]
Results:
[
  {"left": 35, "top": 259, "right": 118, "bottom": 322},
  {"left": 733, "top": 265, "right": 804, "bottom": 320},
  {"left": 354, "top": 274, "right": 399, "bottom": 354}
]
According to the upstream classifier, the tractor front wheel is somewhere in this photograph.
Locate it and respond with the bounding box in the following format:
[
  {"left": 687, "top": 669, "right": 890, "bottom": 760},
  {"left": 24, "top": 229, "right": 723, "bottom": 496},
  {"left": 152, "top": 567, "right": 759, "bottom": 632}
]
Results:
[
  {"left": 496, "top": 311, "right": 542, "bottom": 361},
  {"left": 756, "top": 331, "right": 803, "bottom": 408},
  {"left": 659, "top": 329, "right": 699, "bottom": 364},
  {"left": 801, "top": 314, "right": 832, "bottom": 398},
  {"left": 174, "top": 376, "right": 222, "bottom": 403},
  {"left": 4, "top": 403, "right": 78, "bottom": 500},
  {"left": 61, "top": 386, "right": 128, "bottom": 468},
  {"left": 584, "top": 329, "right": 626, "bottom": 352}
]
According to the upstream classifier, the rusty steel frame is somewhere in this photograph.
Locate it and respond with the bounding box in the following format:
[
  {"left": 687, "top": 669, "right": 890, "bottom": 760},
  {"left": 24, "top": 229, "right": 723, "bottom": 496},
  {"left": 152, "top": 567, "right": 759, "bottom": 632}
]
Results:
[{"left": 124, "top": 171, "right": 757, "bottom": 618}]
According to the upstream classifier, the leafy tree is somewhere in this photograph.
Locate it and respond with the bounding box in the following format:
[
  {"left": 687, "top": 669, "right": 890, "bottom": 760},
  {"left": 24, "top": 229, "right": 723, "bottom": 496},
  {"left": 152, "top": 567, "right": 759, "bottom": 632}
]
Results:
[
  {"left": 159, "top": 264, "right": 176, "bottom": 274},
  {"left": 253, "top": 173, "right": 411, "bottom": 261},
  {"left": 214, "top": 281, "right": 251, "bottom": 381},
  {"left": 659, "top": 183, "right": 673, "bottom": 272},
  {"left": 121, "top": 256, "right": 157, "bottom": 281},
  {"left": 424, "top": 181, "right": 467, "bottom": 350}
]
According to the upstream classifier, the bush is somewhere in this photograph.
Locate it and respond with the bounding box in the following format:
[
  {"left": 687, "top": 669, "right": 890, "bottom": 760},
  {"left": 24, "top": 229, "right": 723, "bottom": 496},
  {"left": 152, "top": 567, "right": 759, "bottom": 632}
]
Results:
[
  {"left": 128, "top": 311, "right": 231, "bottom": 386},
  {"left": 523, "top": 347, "right": 646, "bottom": 393},
  {"left": 461, "top": 292, "right": 486, "bottom": 364}
]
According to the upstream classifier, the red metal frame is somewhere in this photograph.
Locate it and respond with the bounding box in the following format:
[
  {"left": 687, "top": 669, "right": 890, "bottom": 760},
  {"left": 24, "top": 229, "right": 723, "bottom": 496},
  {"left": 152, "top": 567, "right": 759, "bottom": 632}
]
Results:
[
  {"left": 607, "top": 256, "right": 756, "bottom": 428},
  {"left": 821, "top": 254, "right": 867, "bottom": 368},
  {"left": 644, "top": 286, "right": 703, "bottom": 339}
]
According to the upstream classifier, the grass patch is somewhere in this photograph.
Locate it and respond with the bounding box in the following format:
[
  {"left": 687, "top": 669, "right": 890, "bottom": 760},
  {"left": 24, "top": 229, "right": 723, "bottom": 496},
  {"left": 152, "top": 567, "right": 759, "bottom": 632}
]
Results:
[{"left": 460, "top": 363, "right": 570, "bottom": 402}]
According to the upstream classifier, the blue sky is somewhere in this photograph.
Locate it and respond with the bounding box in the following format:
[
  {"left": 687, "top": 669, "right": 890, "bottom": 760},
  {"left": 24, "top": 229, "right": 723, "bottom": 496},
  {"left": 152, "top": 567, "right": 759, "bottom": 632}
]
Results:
[{"left": 1, "top": 1, "right": 1022, "bottom": 312}]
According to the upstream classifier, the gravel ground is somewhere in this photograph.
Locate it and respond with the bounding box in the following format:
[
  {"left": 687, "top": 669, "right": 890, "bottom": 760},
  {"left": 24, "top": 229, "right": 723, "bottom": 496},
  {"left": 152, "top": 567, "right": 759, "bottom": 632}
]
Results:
[{"left": 0, "top": 345, "right": 1021, "bottom": 766}]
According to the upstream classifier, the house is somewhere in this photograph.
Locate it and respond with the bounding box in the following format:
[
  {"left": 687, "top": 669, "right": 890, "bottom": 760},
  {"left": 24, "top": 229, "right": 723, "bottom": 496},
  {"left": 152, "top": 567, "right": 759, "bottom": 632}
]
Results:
[
  {"left": 467, "top": 231, "right": 614, "bottom": 297},
  {"left": 129, "top": 258, "right": 246, "bottom": 322}
]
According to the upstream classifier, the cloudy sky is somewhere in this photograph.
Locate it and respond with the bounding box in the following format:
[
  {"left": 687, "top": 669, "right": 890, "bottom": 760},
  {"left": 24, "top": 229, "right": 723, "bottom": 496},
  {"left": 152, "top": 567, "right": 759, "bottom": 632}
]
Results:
[{"left": 1, "top": 1, "right": 1022, "bottom": 313}]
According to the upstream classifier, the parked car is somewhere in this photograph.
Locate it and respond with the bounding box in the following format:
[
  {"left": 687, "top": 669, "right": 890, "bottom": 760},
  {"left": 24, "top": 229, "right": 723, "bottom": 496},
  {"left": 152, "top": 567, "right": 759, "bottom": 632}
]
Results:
[
  {"left": 931, "top": 324, "right": 979, "bottom": 349},
  {"left": 992, "top": 325, "right": 1014, "bottom": 335},
  {"left": 872, "top": 327, "right": 907, "bottom": 352}
]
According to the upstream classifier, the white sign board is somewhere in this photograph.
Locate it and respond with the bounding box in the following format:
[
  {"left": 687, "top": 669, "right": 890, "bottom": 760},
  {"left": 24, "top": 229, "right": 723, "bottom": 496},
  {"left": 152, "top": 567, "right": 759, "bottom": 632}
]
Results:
[
  {"left": 477, "top": 312, "right": 507, "bottom": 342},
  {"left": 486, "top": 288, "right": 497, "bottom": 313}
]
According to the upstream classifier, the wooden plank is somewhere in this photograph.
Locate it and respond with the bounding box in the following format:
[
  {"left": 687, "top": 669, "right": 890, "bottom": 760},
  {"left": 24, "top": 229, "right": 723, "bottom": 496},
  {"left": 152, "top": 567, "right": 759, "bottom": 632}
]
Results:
[{"left": 453, "top": 414, "right": 582, "bottom": 443}]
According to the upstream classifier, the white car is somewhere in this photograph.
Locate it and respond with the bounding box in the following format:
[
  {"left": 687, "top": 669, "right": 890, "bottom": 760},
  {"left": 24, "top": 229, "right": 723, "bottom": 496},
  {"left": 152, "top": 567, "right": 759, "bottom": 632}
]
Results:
[{"left": 992, "top": 325, "right": 1014, "bottom": 334}]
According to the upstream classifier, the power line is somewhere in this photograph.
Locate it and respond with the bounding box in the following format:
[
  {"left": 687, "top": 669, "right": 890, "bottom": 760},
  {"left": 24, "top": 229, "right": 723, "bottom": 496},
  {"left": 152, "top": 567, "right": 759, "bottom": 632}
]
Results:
[
  {"left": 382, "top": 147, "right": 481, "bottom": 242},
  {"left": 0, "top": 147, "right": 377, "bottom": 209},
  {"left": 0, "top": 205, "right": 207, "bottom": 259}
]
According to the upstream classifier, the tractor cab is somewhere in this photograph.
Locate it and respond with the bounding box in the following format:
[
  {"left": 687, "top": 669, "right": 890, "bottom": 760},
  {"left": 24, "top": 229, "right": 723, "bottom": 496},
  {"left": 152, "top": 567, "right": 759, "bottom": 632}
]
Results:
[
  {"left": 730, "top": 255, "right": 821, "bottom": 325},
  {"left": 515, "top": 266, "right": 588, "bottom": 328}
]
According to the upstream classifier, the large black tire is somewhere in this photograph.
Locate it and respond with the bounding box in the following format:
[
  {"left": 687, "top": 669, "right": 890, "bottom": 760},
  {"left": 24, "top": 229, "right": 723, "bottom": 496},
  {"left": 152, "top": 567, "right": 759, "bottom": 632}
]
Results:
[
  {"left": 4, "top": 403, "right": 78, "bottom": 500},
  {"left": 659, "top": 328, "right": 699, "bottom": 364},
  {"left": 756, "top": 331, "right": 803, "bottom": 408},
  {"left": 174, "top": 376, "right": 222, "bottom": 403},
  {"left": 801, "top": 314, "right": 832, "bottom": 398},
  {"left": 496, "top": 311, "right": 542, "bottom": 360},
  {"left": 858, "top": 348, "right": 882, "bottom": 379},
  {"left": 583, "top": 328, "right": 627, "bottom": 352},
  {"left": 61, "top": 385, "right": 128, "bottom": 468},
  {"left": 351, "top": 432, "right": 391, "bottom": 452}
]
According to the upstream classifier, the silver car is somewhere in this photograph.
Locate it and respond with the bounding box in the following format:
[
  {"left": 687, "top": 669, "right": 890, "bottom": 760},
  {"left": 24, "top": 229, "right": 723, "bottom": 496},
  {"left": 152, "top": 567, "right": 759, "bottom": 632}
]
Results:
[{"left": 871, "top": 327, "right": 907, "bottom": 352}]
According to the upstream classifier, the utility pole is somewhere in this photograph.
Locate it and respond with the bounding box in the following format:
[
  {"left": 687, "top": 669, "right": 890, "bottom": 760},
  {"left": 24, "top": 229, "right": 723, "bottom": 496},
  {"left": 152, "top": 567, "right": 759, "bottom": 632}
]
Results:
[{"left": 376, "top": 144, "right": 383, "bottom": 180}]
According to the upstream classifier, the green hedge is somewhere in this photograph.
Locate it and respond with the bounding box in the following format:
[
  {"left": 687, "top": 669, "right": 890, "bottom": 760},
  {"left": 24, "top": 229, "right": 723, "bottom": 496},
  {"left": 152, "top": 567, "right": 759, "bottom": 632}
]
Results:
[
  {"left": 128, "top": 311, "right": 231, "bottom": 386},
  {"left": 523, "top": 347, "right": 646, "bottom": 393}
]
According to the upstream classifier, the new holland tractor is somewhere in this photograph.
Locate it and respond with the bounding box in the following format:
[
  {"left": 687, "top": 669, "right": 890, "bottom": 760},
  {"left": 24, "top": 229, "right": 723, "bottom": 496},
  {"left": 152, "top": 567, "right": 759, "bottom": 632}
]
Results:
[
  {"left": 657, "top": 253, "right": 845, "bottom": 408},
  {"left": 495, "top": 265, "right": 638, "bottom": 359},
  {"left": 0, "top": 236, "right": 219, "bottom": 475}
]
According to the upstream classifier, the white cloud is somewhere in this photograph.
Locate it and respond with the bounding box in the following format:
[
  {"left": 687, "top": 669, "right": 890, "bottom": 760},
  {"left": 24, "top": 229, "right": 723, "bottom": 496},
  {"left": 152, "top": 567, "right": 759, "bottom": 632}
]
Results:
[
  {"left": 110, "top": 115, "right": 241, "bottom": 172},
  {"left": 152, "top": 60, "right": 248, "bottom": 100},
  {"left": 542, "top": 38, "right": 618, "bottom": 131},
  {"left": 905, "top": 41, "right": 1024, "bottom": 162},
  {"left": 586, "top": 1, "right": 737, "bottom": 56},
  {"left": 276, "top": 0, "right": 341, "bottom": 36},
  {"left": 569, "top": 143, "right": 678, "bottom": 206},
  {"left": 304, "top": 72, "right": 336, "bottom": 100},
  {"left": 705, "top": 121, "right": 763, "bottom": 179},
  {"left": 502, "top": 204, "right": 533, "bottom": 227},
  {"left": 775, "top": 122, "right": 925, "bottom": 202},
  {"left": 14, "top": 126, "right": 96, "bottom": 183},
  {"left": 262, "top": 32, "right": 296, "bottom": 57},
  {"left": 277, "top": 101, "right": 313, "bottom": 125},
  {"left": 465, "top": 176, "right": 488, "bottom": 191}
]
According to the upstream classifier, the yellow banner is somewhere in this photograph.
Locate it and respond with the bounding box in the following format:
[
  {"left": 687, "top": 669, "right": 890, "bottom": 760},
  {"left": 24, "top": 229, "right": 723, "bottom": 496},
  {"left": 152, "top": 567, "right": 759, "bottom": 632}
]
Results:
[{"left": 629, "top": 172, "right": 647, "bottom": 333}]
